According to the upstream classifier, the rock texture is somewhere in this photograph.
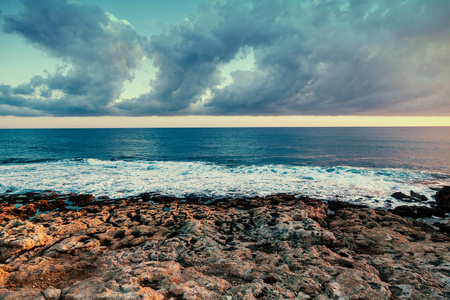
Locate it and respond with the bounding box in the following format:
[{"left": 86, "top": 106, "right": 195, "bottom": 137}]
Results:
[{"left": 0, "top": 193, "right": 449, "bottom": 299}]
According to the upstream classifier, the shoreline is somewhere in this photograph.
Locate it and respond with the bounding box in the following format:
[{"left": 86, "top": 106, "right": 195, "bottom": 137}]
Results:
[
  {"left": 1, "top": 191, "right": 450, "bottom": 299},
  {"left": 0, "top": 187, "right": 448, "bottom": 220},
  {"left": 3, "top": 158, "right": 449, "bottom": 211}
]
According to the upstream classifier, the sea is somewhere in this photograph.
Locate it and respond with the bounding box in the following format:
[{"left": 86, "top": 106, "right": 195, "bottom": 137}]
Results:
[{"left": 1, "top": 127, "right": 449, "bottom": 209}]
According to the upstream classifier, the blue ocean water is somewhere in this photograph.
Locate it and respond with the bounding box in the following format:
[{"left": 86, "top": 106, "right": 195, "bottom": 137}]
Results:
[{"left": 1, "top": 127, "right": 449, "bottom": 208}]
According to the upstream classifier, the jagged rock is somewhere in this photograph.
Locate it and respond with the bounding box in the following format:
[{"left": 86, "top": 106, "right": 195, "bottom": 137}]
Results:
[
  {"left": 0, "top": 193, "right": 448, "bottom": 299},
  {"left": 0, "top": 220, "right": 53, "bottom": 262}
]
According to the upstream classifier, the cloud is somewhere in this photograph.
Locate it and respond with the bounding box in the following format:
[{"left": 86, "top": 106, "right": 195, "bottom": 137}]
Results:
[
  {"left": 1, "top": 0, "right": 146, "bottom": 116},
  {"left": 1, "top": 0, "right": 450, "bottom": 116},
  {"left": 211, "top": 0, "right": 450, "bottom": 116},
  {"left": 117, "top": 0, "right": 289, "bottom": 115},
  {"left": 118, "top": 0, "right": 450, "bottom": 116}
]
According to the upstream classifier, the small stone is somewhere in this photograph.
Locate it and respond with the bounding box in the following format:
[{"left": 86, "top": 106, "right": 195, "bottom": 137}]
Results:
[
  {"left": 41, "top": 288, "right": 62, "bottom": 300},
  {"left": 296, "top": 291, "right": 311, "bottom": 299}
]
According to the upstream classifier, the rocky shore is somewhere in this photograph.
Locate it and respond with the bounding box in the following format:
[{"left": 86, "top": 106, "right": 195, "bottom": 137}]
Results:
[{"left": 0, "top": 190, "right": 449, "bottom": 299}]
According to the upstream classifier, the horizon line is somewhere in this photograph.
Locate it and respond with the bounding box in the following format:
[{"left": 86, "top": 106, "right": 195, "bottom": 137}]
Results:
[
  {"left": 0, "top": 115, "right": 449, "bottom": 129},
  {"left": 1, "top": 126, "right": 449, "bottom": 130}
]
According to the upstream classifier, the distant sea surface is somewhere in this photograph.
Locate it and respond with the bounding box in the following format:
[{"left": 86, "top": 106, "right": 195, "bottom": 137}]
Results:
[{"left": 1, "top": 127, "right": 449, "bottom": 208}]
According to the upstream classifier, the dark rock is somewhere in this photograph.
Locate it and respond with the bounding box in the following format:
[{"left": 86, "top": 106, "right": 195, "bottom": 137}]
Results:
[
  {"left": 265, "top": 193, "right": 297, "bottom": 206},
  {"left": 69, "top": 194, "right": 94, "bottom": 206},
  {"left": 138, "top": 193, "right": 152, "bottom": 201},
  {"left": 391, "top": 192, "right": 409, "bottom": 200},
  {"left": 389, "top": 205, "right": 445, "bottom": 218},
  {"left": 328, "top": 200, "right": 368, "bottom": 211},
  {"left": 410, "top": 190, "right": 428, "bottom": 202},
  {"left": 265, "top": 193, "right": 295, "bottom": 201},
  {"left": 435, "top": 186, "right": 450, "bottom": 211},
  {"left": 434, "top": 223, "right": 450, "bottom": 234}
]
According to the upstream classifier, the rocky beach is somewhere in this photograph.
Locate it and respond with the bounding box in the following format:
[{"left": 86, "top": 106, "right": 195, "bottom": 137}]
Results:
[{"left": 0, "top": 189, "right": 449, "bottom": 300}]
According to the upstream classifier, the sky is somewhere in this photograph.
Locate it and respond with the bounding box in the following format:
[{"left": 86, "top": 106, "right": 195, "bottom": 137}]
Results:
[{"left": 0, "top": 0, "right": 449, "bottom": 127}]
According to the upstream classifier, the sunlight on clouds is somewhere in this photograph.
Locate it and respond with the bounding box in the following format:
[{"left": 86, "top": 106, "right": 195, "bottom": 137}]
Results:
[{"left": 104, "top": 12, "right": 133, "bottom": 27}]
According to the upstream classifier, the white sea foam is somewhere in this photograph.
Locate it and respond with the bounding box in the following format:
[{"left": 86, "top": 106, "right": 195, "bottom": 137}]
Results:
[{"left": 0, "top": 159, "right": 448, "bottom": 209}]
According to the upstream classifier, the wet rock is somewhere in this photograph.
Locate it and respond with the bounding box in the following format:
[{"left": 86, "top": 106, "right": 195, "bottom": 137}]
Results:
[
  {"left": 69, "top": 194, "right": 95, "bottom": 206},
  {"left": 390, "top": 205, "right": 446, "bottom": 218},
  {"left": 391, "top": 192, "right": 410, "bottom": 200},
  {"left": 410, "top": 190, "right": 428, "bottom": 202},
  {"left": 138, "top": 192, "right": 153, "bottom": 201},
  {"left": 436, "top": 186, "right": 450, "bottom": 211}
]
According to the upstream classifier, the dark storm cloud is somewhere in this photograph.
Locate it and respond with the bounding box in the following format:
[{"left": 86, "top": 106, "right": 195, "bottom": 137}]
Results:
[
  {"left": 1, "top": 0, "right": 145, "bottom": 116},
  {"left": 118, "top": 0, "right": 450, "bottom": 116},
  {"left": 1, "top": 0, "right": 450, "bottom": 116},
  {"left": 116, "top": 0, "right": 284, "bottom": 115}
]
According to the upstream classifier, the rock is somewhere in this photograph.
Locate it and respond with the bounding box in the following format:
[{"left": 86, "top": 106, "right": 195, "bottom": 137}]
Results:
[
  {"left": 41, "top": 287, "right": 61, "bottom": 300},
  {"left": 332, "top": 269, "right": 391, "bottom": 299},
  {"left": 0, "top": 192, "right": 449, "bottom": 299},
  {"left": 62, "top": 278, "right": 163, "bottom": 300},
  {"left": 0, "top": 219, "right": 53, "bottom": 262},
  {"left": 69, "top": 194, "right": 95, "bottom": 206},
  {"left": 0, "top": 288, "right": 45, "bottom": 300},
  {"left": 296, "top": 291, "right": 311, "bottom": 299},
  {"left": 410, "top": 190, "right": 428, "bottom": 202},
  {"left": 391, "top": 192, "right": 409, "bottom": 200},
  {"left": 389, "top": 205, "right": 446, "bottom": 218},
  {"left": 138, "top": 192, "right": 152, "bottom": 201},
  {"left": 436, "top": 186, "right": 450, "bottom": 211}
]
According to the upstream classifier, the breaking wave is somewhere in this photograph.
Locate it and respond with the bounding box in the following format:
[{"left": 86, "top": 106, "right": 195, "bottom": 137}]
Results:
[{"left": 1, "top": 159, "right": 448, "bottom": 209}]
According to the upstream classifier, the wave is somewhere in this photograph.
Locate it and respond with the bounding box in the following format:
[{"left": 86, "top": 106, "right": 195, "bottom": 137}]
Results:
[
  {"left": 1, "top": 157, "right": 134, "bottom": 164},
  {"left": 0, "top": 158, "right": 448, "bottom": 209},
  {"left": 1, "top": 158, "right": 60, "bottom": 164}
]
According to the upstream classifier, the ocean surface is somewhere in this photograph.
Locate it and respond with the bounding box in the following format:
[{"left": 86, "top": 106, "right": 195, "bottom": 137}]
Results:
[{"left": 1, "top": 127, "right": 449, "bottom": 209}]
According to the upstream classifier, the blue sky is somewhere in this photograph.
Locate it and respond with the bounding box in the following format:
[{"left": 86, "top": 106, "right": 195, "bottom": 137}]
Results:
[{"left": 0, "top": 0, "right": 450, "bottom": 122}]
